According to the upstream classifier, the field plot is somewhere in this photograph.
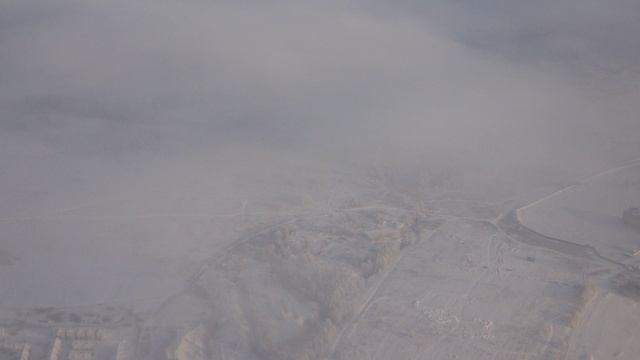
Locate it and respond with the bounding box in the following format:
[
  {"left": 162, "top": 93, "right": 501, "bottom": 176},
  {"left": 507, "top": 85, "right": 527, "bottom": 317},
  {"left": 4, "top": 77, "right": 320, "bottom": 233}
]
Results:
[
  {"left": 332, "top": 219, "right": 599, "bottom": 360},
  {"left": 518, "top": 163, "right": 640, "bottom": 264}
]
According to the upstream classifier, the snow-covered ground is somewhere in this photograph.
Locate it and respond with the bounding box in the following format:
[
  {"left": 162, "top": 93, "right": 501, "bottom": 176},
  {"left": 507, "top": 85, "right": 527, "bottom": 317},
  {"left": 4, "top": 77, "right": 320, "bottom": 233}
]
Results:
[
  {"left": 1, "top": 160, "right": 640, "bottom": 360},
  {"left": 516, "top": 162, "right": 640, "bottom": 360},
  {"left": 519, "top": 162, "right": 640, "bottom": 266}
]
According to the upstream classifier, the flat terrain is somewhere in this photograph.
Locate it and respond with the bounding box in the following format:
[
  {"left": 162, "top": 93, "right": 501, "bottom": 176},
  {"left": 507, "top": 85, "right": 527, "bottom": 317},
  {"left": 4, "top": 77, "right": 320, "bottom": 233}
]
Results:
[{"left": 1, "top": 162, "right": 639, "bottom": 360}]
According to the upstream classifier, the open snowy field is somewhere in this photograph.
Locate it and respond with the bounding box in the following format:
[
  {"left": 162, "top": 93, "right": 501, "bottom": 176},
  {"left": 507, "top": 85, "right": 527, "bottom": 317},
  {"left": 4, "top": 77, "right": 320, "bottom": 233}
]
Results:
[
  {"left": 2, "top": 1, "right": 640, "bottom": 359},
  {"left": 2, "top": 159, "right": 639, "bottom": 359}
]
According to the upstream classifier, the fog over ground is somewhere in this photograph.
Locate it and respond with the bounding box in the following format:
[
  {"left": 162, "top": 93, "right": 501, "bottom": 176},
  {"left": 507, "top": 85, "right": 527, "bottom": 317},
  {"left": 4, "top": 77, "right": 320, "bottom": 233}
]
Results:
[
  {"left": 2, "top": 0, "right": 639, "bottom": 211},
  {"left": 2, "top": 0, "right": 640, "bottom": 315},
  {"left": 2, "top": 1, "right": 640, "bottom": 359}
]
